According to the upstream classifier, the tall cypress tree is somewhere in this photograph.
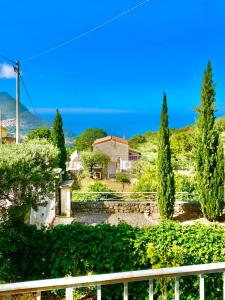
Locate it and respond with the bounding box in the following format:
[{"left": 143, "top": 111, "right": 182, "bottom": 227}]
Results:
[
  {"left": 157, "top": 93, "right": 175, "bottom": 219},
  {"left": 52, "top": 110, "right": 67, "bottom": 178},
  {"left": 196, "top": 61, "right": 224, "bottom": 221}
]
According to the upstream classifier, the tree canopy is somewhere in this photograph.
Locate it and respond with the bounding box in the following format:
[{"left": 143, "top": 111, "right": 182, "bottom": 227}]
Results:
[
  {"left": 0, "top": 140, "right": 59, "bottom": 222},
  {"left": 27, "top": 127, "right": 52, "bottom": 142},
  {"left": 116, "top": 173, "right": 131, "bottom": 191},
  {"left": 80, "top": 150, "right": 110, "bottom": 177},
  {"left": 75, "top": 128, "right": 107, "bottom": 152}
]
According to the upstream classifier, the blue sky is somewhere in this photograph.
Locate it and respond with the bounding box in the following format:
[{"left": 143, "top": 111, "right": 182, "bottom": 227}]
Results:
[{"left": 0, "top": 0, "right": 225, "bottom": 135}]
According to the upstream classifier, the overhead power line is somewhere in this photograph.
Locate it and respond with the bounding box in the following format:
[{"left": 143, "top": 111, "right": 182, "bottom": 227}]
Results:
[
  {"left": 20, "top": 75, "right": 37, "bottom": 115},
  {"left": 21, "top": 0, "right": 150, "bottom": 62},
  {"left": 0, "top": 54, "right": 16, "bottom": 65}
]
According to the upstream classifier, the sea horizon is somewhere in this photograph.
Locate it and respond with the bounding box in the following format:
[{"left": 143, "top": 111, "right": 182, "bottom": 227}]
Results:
[{"left": 36, "top": 110, "right": 199, "bottom": 138}]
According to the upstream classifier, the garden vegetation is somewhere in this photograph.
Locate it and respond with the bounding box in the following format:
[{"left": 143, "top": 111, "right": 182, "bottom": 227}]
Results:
[{"left": 1, "top": 222, "right": 225, "bottom": 299}]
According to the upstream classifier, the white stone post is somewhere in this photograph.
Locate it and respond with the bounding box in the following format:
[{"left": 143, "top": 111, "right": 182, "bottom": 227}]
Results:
[{"left": 60, "top": 180, "right": 74, "bottom": 217}]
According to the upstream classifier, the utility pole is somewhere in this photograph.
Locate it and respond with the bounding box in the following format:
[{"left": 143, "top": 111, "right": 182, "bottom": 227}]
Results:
[{"left": 14, "top": 61, "right": 20, "bottom": 144}]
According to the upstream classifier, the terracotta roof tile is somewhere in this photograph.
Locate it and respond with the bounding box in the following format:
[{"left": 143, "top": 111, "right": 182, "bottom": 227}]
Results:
[{"left": 93, "top": 136, "right": 128, "bottom": 145}]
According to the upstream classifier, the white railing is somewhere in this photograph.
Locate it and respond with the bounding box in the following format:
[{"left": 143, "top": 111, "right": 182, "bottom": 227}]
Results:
[
  {"left": 72, "top": 191, "right": 198, "bottom": 202},
  {"left": 1, "top": 263, "right": 225, "bottom": 300}
]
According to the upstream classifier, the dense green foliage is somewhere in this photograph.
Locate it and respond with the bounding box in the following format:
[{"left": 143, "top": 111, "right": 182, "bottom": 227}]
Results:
[
  {"left": 170, "top": 126, "right": 195, "bottom": 171},
  {"left": 1, "top": 222, "right": 225, "bottom": 299},
  {"left": 73, "top": 182, "right": 119, "bottom": 201},
  {"left": 175, "top": 174, "right": 196, "bottom": 193},
  {"left": 116, "top": 172, "right": 131, "bottom": 191},
  {"left": 27, "top": 127, "right": 52, "bottom": 141},
  {"left": 74, "top": 128, "right": 107, "bottom": 152},
  {"left": 80, "top": 150, "right": 110, "bottom": 177},
  {"left": 0, "top": 140, "right": 59, "bottom": 222},
  {"left": 134, "top": 166, "right": 157, "bottom": 192},
  {"left": 157, "top": 93, "right": 175, "bottom": 219},
  {"left": 195, "top": 62, "right": 224, "bottom": 220},
  {"left": 51, "top": 110, "right": 67, "bottom": 177},
  {"left": 129, "top": 134, "right": 147, "bottom": 149}
]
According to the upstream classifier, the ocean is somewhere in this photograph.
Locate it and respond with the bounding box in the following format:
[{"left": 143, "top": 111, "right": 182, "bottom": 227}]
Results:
[{"left": 37, "top": 111, "right": 198, "bottom": 138}]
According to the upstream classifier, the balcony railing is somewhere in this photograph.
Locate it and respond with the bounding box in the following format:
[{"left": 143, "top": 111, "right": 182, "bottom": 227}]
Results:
[{"left": 1, "top": 262, "right": 225, "bottom": 300}]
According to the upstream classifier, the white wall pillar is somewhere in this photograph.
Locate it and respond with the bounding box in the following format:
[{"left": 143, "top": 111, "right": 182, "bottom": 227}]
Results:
[{"left": 60, "top": 188, "right": 71, "bottom": 217}]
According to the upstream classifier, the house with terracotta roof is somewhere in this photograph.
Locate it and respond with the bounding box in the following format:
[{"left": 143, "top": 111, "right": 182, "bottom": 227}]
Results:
[{"left": 93, "top": 136, "right": 141, "bottom": 178}]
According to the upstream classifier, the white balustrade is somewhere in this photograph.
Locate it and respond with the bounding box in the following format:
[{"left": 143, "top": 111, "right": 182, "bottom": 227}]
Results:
[{"left": 1, "top": 262, "right": 225, "bottom": 300}]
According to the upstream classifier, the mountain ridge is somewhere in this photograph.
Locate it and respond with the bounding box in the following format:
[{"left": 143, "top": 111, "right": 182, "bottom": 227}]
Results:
[{"left": 0, "top": 92, "right": 74, "bottom": 141}]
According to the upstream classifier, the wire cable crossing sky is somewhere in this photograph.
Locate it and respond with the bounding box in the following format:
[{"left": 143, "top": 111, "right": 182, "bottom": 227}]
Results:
[
  {"left": 1, "top": 0, "right": 225, "bottom": 137},
  {"left": 21, "top": 0, "right": 150, "bottom": 62}
]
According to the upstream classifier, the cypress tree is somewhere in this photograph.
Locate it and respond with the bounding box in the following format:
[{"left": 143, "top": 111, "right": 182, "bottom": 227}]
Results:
[
  {"left": 196, "top": 61, "right": 224, "bottom": 221},
  {"left": 51, "top": 110, "right": 67, "bottom": 178},
  {"left": 157, "top": 93, "right": 175, "bottom": 219}
]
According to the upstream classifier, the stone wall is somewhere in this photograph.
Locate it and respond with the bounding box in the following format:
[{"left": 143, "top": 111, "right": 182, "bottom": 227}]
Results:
[{"left": 71, "top": 201, "right": 202, "bottom": 222}]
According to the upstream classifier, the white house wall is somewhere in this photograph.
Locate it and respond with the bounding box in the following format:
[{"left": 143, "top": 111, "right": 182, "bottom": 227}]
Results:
[
  {"left": 93, "top": 140, "right": 129, "bottom": 161},
  {"left": 30, "top": 197, "right": 56, "bottom": 229}
]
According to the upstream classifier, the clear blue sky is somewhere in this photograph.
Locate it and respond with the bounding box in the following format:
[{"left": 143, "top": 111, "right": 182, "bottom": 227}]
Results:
[{"left": 0, "top": 0, "right": 225, "bottom": 135}]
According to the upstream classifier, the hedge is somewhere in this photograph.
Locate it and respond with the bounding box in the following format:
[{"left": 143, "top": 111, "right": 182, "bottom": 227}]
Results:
[{"left": 1, "top": 221, "right": 225, "bottom": 299}]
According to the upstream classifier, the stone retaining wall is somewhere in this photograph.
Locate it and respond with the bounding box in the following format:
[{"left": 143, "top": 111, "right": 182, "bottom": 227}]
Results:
[{"left": 71, "top": 201, "right": 202, "bottom": 222}]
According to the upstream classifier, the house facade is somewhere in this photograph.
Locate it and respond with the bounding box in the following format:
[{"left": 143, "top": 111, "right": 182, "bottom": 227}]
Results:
[
  {"left": 67, "top": 136, "right": 141, "bottom": 179},
  {"left": 93, "top": 136, "right": 141, "bottom": 178}
]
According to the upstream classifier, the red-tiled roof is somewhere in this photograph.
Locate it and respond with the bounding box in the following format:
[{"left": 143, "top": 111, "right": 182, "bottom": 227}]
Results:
[{"left": 93, "top": 136, "right": 128, "bottom": 145}]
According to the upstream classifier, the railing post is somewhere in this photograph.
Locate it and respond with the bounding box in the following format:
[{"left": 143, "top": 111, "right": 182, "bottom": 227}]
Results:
[
  {"left": 66, "top": 287, "right": 74, "bottom": 300},
  {"left": 124, "top": 282, "right": 128, "bottom": 300},
  {"left": 36, "top": 291, "right": 41, "bottom": 300},
  {"left": 149, "top": 279, "right": 153, "bottom": 300},
  {"left": 175, "top": 277, "right": 179, "bottom": 300},
  {"left": 97, "top": 284, "right": 101, "bottom": 300},
  {"left": 223, "top": 272, "right": 225, "bottom": 300},
  {"left": 200, "top": 274, "right": 205, "bottom": 300}
]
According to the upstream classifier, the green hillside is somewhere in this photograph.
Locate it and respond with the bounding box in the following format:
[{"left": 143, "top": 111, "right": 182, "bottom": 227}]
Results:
[
  {"left": 129, "top": 119, "right": 225, "bottom": 172},
  {"left": 0, "top": 92, "right": 74, "bottom": 141}
]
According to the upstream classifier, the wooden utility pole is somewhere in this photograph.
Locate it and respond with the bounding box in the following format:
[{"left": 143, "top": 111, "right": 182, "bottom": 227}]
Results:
[{"left": 14, "top": 61, "right": 20, "bottom": 144}]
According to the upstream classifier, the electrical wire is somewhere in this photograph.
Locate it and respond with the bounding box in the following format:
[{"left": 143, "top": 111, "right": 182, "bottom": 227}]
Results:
[
  {"left": 21, "top": 0, "right": 150, "bottom": 62},
  {"left": 0, "top": 54, "right": 16, "bottom": 65},
  {"left": 20, "top": 75, "right": 37, "bottom": 115}
]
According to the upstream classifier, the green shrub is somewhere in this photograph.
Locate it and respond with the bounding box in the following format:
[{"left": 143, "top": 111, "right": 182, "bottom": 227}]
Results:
[
  {"left": 175, "top": 173, "right": 196, "bottom": 191},
  {"left": 134, "top": 166, "right": 157, "bottom": 192},
  {"left": 1, "top": 222, "right": 225, "bottom": 299},
  {"left": 73, "top": 182, "right": 119, "bottom": 201},
  {"left": 116, "top": 173, "right": 131, "bottom": 191}
]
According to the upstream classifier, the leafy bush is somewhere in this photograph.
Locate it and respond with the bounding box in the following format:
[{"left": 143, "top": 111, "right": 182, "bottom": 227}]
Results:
[
  {"left": 73, "top": 182, "right": 119, "bottom": 201},
  {"left": 134, "top": 166, "right": 157, "bottom": 192},
  {"left": 116, "top": 173, "right": 131, "bottom": 191},
  {"left": 1, "top": 222, "right": 225, "bottom": 299},
  {"left": 175, "top": 174, "right": 196, "bottom": 193},
  {"left": 0, "top": 140, "right": 59, "bottom": 222}
]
